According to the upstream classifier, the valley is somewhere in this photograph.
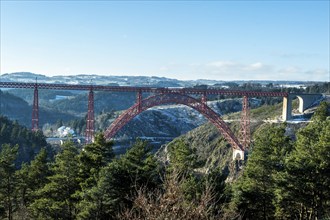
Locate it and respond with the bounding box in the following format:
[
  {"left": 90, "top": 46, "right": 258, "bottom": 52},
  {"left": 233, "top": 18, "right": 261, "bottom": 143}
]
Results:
[{"left": 1, "top": 72, "right": 329, "bottom": 220}]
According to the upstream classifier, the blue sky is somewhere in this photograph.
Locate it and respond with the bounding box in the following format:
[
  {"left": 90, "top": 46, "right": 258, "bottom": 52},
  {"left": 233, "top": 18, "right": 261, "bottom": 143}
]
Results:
[{"left": 1, "top": 1, "right": 329, "bottom": 81}]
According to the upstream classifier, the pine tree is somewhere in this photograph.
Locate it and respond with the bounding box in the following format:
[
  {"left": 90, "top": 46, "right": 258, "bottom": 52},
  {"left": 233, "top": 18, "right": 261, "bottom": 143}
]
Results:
[
  {"left": 312, "top": 101, "right": 329, "bottom": 121},
  {"left": 168, "top": 138, "right": 197, "bottom": 175},
  {"left": 233, "top": 124, "right": 292, "bottom": 219},
  {"left": 29, "top": 141, "right": 80, "bottom": 219},
  {"left": 78, "top": 133, "right": 114, "bottom": 188},
  {"left": 75, "top": 133, "right": 115, "bottom": 219},
  {"left": 275, "top": 119, "right": 330, "bottom": 219},
  {"left": 77, "top": 139, "right": 160, "bottom": 219},
  {"left": 16, "top": 148, "right": 51, "bottom": 217},
  {"left": 0, "top": 144, "right": 19, "bottom": 220}
]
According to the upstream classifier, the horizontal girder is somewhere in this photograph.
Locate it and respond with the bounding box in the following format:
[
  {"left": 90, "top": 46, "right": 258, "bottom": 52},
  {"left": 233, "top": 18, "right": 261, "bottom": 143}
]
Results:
[{"left": 0, "top": 82, "right": 288, "bottom": 97}]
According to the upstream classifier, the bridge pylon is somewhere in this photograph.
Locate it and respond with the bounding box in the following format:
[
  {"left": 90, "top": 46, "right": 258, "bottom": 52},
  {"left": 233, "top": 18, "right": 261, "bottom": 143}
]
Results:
[
  {"left": 137, "top": 90, "right": 142, "bottom": 113},
  {"left": 32, "top": 84, "right": 39, "bottom": 131},
  {"left": 201, "top": 92, "right": 207, "bottom": 112},
  {"left": 239, "top": 96, "right": 251, "bottom": 151},
  {"left": 85, "top": 87, "right": 95, "bottom": 143}
]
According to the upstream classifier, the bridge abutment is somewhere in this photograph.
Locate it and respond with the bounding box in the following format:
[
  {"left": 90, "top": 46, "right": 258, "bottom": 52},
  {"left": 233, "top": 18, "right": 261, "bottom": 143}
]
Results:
[
  {"left": 233, "top": 149, "right": 245, "bottom": 160},
  {"left": 282, "top": 96, "right": 293, "bottom": 121},
  {"left": 296, "top": 94, "right": 323, "bottom": 113},
  {"left": 282, "top": 94, "right": 323, "bottom": 121}
]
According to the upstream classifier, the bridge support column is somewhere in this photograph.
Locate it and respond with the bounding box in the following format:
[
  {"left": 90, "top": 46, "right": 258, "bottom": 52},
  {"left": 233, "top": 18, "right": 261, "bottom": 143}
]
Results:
[
  {"left": 201, "top": 92, "right": 207, "bottom": 112},
  {"left": 233, "top": 149, "right": 245, "bottom": 160},
  {"left": 137, "top": 90, "right": 142, "bottom": 113},
  {"left": 282, "top": 94, "right": 322, "bottom": 121},
  {"left": 239, "top": 96, "right": 250, "bottom": 150},
  {"left": 282, "top": 96, "right": 292, "bottom": 121},
  {"left": 85, "top": 88, "right": 95, "bottom": 143},
  {"left": 32, "top": 84, "right": 39, "bottom": 131}
]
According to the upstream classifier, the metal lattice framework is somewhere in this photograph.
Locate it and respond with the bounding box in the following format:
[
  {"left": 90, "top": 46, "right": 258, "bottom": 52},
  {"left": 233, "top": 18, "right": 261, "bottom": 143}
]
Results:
[
  {"left": 0, "top": 82, "right": 288, "bottom": 97},
  {"left": 32, "top": 84, "right": 39, "bottom": 131},
  {"left": 104, "top": 93, "right": 243, "bottom": 151},
  {"left": 0, "top": 81, "right": 290, "bottom": 150},
  {"left": 85, "top": 88, "right": 95, "bottom": 143},
  {"left": 239, "top": 96, "right": 250, "bottom": 149}
]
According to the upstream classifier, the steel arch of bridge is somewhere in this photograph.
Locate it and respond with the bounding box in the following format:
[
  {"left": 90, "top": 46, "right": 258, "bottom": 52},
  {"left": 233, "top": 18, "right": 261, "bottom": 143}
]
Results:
[{"left": 104, "top": 93, "right": 243, "bottom": 151}]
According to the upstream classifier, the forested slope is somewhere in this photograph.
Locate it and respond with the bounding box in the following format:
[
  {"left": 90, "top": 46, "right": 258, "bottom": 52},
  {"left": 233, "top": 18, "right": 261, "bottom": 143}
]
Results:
[
  {"left": 0, "top": 91, "right": 77, "bottom": 127},
  {"left": 0, "top": 115, "right": 51, "bottom": 166},
  {"left": 0, "top": 100, "right": 329, "bottom": 219},
  {"left": 159, "top": 101, "right": 330, "bottom": 219}
]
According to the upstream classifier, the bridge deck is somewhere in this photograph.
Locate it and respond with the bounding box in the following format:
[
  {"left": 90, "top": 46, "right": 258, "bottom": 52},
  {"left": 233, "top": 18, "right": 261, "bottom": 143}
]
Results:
[{"left": 0, "top": 82, "right": 288, "bottom": 97}]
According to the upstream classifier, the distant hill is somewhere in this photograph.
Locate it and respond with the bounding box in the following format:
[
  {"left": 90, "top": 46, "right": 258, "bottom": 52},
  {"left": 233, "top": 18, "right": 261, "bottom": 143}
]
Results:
[
  {"left": 0, "top": 90, "right": 31, "bottom": 125},
  {"left": 46, "top": 91, "right": 137, "bottom": 116},
  {"left": 0, "top": 72, "right": 189, "bottom": 87},
  {"left": 1, "top": 72, "right": 322, "bottom": 87},
  {"left": 0, "top": 90, "right": 77, "bottom": 127}
]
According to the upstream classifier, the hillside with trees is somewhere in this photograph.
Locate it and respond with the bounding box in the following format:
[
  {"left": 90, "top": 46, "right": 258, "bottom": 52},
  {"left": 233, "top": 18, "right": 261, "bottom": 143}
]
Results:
[
  {"left": 232, "top": 101, "right": 330, "bottom": 219},
  {"left": 0, "top": 116, "right": 51, "bottom": 166},
  {"left": 0, "top": 91, "right": 76, "bottom": 127},
  {"left": 1, "top": 101, "right": 329, "bottom": 219}
]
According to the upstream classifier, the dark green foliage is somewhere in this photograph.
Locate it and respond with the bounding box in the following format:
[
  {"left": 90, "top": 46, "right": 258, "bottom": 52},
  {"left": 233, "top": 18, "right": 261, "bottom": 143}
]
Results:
[
  {"left": 168, "top": 138, "right": 198, "bottom": 174},
  {"left": 76, "top": 139, "right": 160, "bottom": 219},
  {"left": 75, "top": 133, "right": 115, "bottom": 218},
  {"left": 312, "top": 101, "right": 329, "bottom": 121},
  {"left": 0, "top": 144, "right": 19, "bottom": 220},
  {"left": 230, "top": 103, "right": 330, "bottom": 219},
  {"left": 1, "top": 100, "right": 329, "bottom": 219},
  {"left": 16, "top": 148, "right": 51, "bottom": 210},
  {"left": 0, "top": 115, "right": 50, "bottom": 167},
  {"left": 180, "top": 173, "right": 202, "bottom": 202},
  {"left": 233, "top": 124, "right": 293, "bottom": 219},
  {"left": 275, "top": 119, "right": 330, "bottom": 219},
  {"left": 78, "top": 133, "right": 114, "bottom": 184},
  {"left": 166, "top": 138, "right": 231, "bottom": 217},
  {"left": 29, "top": 141, "right": 80, "bottom": 220}
]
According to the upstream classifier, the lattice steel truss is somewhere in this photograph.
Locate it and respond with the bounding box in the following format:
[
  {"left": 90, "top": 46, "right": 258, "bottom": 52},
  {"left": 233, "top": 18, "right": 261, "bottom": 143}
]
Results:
[
  {"left": 0, "top": 81, "right": 289, "bottom": 149},
  {"left": 85, "top": 88, "right": 95, "bottom": 143},
  {"left": 32, "top": 84, "right": 39, "bottom": 131},
  {"left": 239, "top": 96, "right": 251, "bottom": 150}
]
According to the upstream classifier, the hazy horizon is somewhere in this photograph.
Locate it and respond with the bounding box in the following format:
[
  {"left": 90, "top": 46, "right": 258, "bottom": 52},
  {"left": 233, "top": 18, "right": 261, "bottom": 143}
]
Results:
[
  {"left": 1, "top": 1, "right": 329, "bottom": 81},
  {"left": 1, "top": 71, "right": 328, "bottom": 83}
]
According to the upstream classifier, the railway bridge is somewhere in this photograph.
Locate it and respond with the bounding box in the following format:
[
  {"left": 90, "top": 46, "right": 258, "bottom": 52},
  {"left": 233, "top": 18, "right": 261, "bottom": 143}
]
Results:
[{"left": 0, "top": 82, "right": 322, "bottom": 160}]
